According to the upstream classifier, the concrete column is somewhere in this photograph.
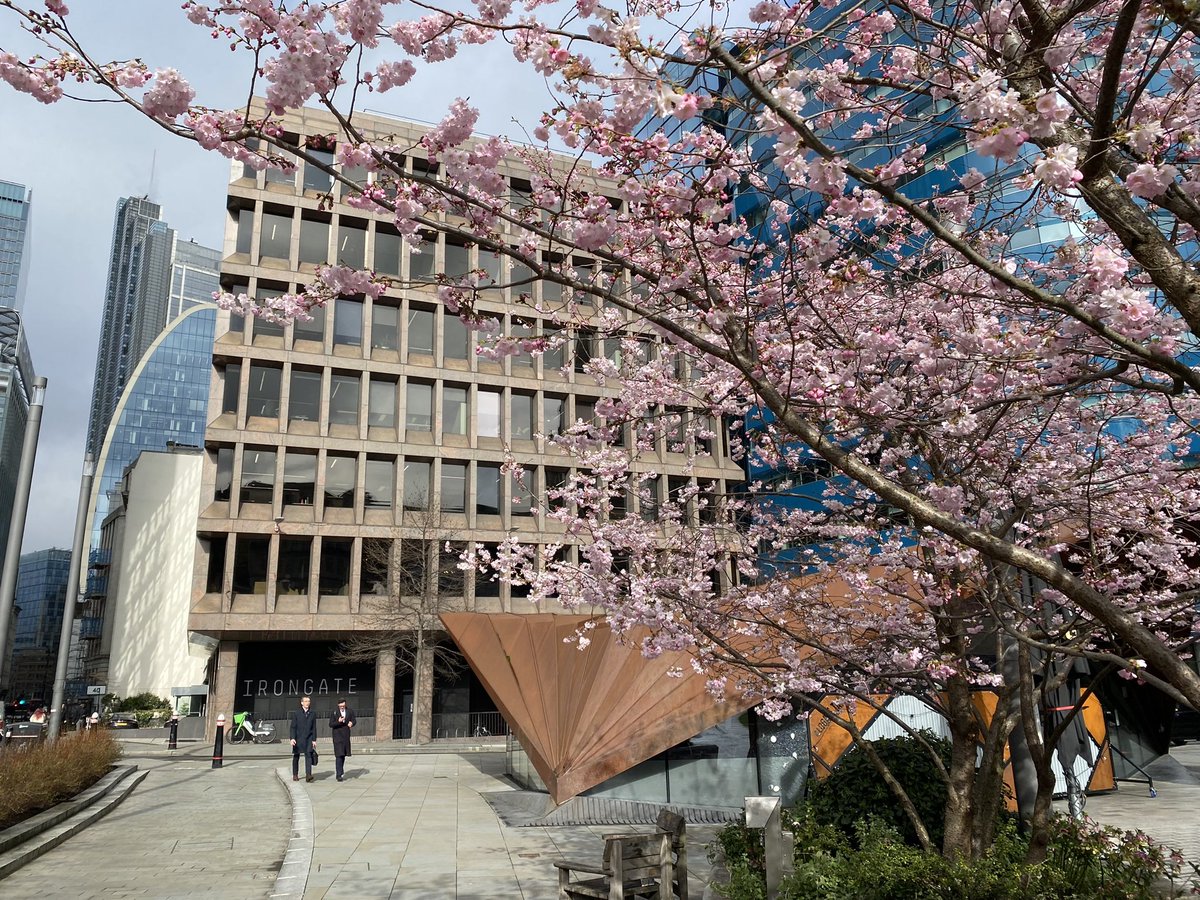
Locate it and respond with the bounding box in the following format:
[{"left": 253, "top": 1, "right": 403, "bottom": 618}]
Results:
[
  {"left": 374, "top": 646, "right": 396, "bottom": 741},
  {"left": 414, "top": 644, "right": 434, "bottom": 744},
  {"left": 207, "top": 640, "right": 239, "bottom": 741}
]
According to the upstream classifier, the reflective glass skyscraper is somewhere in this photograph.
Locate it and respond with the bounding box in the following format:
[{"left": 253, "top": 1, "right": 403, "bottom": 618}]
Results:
[
  {"left": 10, "top": 548, "right": 71, "bottom": 699},
  {"left": 0, "top": 180, "right": 31, "bottom": 313},
  {"left": 0, "top": 309, "right": 34, "bottom": 592}
]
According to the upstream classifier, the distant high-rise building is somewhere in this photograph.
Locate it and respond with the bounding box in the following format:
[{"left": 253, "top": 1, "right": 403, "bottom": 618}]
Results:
[
  {"left": 9, "top": 548, "right": 71, "bottom": 700},
  {"left": 0, "top": 180, "right": 32, "bottom": 313},
  {"left": 85, "top": 198, "right": 219, "bottom": 457},
  {"left": 0, "top": 308, "right": 35, "bottom": 594}
]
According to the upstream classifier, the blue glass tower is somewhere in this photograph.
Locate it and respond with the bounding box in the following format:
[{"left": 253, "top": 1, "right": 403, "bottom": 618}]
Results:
[
  {"left": 0, "top": 180, "right": 31, "bottom": 313},
  {"left": 10, "top": 548, "right": 71, "bottom": 699}
]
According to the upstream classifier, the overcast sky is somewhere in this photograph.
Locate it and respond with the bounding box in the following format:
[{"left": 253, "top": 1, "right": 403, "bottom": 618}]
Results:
[{"left": 2, "top": 1, "right": 555, "bottom": 551}]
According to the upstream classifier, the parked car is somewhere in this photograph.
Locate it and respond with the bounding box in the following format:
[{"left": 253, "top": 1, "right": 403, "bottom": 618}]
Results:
[
  {"left": 1171, "top": 704, "right": 1200, "bottom": 745},
  {"left": 109, "top": 712, "right": 140, "bottom": 729}
]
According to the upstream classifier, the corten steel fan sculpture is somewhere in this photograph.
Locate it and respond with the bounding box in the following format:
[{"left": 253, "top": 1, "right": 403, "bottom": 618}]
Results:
[{"left": 441, "top": 613, "right": 756, "bottom": 805}]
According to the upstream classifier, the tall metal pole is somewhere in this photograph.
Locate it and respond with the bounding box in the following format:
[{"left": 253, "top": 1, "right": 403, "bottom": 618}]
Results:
[
  {"left": 0, "top": 375, "right": 48, "bottom": 698},
  {"left": 48, "top": 453, "right": 95, "bottom": 739}
]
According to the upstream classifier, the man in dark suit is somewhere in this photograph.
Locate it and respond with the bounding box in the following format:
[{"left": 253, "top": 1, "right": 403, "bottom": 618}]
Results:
[
  {"left": 329, "top": 697, "right": 357, "bottom": 782},
  {"left": 290, "top": 695, "right": 318, "bottom": 782}
]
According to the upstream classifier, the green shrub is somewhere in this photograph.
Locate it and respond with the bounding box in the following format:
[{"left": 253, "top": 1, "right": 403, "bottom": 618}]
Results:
[
  {"left": 114, "top": 692, "right": 171, "bottom": 712},
  {"left": 0, "top": 730, "right": 122, "bottom": 830},
  {"left": 806, "top": 730, "right": 952, "bottom": 849}
]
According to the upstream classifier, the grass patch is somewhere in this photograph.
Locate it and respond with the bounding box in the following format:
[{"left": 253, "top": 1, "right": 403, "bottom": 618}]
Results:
[{"left": 0, "top": 730, "right": 122, "bottom": 831}]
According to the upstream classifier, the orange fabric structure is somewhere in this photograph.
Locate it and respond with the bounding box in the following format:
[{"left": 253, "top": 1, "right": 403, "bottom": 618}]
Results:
[{"left": 441, "top": 612, "right": 757, "bottom": 805}]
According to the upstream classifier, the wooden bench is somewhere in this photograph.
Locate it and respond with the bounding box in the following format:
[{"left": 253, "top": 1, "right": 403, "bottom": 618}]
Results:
[{"left": 554, "top": 809, "right": 689, "bottom": 900}]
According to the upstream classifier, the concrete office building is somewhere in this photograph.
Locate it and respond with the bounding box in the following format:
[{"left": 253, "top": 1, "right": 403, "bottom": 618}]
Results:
[
  {"left": 194, "top": 102, "right": 746, "bottom": 762},
  {"left": 85, "top": 197, "right": 220, "bottom": 457},
  {"left": 0, "top": 180, "right": 32, "bottom": 312}
]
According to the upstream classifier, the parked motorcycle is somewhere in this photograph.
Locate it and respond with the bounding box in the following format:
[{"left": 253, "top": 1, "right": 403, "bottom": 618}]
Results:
[{"left": 227, "top": 712, "right": 278, "bottom": 744}]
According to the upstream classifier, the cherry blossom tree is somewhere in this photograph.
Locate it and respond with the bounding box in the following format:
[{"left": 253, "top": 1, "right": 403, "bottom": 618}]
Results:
[{"left": 4, "top": 0, "right": 1200, "bottom": 858}]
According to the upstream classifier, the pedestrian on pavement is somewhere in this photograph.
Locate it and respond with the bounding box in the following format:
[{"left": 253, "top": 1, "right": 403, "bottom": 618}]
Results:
[
  {"left": 87, "top": 711, "right": 100, "bottom": 730},
  {"left": 290, "top": 695, "right": 318, "bottom": 782},
  {"left": 329, "top": 697, "right": 356, "bottom": 782}
]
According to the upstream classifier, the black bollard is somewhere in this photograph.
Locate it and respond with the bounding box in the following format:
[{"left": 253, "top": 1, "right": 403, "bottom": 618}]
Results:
[
  {"left": 167, "top": 715, "right": 178, "bottom": 751},
  {"left": 212, "top": 713, "right": 225, "bottom": 768}
]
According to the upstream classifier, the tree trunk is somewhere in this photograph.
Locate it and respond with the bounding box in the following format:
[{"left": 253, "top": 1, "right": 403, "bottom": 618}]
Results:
[{"left": 942, "top": 677, "right": 983, "bottom": 859}]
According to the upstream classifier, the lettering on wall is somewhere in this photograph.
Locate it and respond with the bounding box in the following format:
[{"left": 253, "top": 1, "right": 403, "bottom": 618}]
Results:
[{"left": 242, "top": 677, "right": 359, "bottom": 697}]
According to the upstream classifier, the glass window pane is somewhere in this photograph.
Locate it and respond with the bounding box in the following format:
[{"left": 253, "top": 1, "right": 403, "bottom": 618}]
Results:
[
  {"left": 365, "top": 459, "right": 394, "bottom": 508},
  {"left": 329, "top": 373, "right": 360, "bottom": 426},
  {"left": 215, "top": 447, "right": 234, "bottom": 501},
  {"left": 406, "top": 382, "right": 432, "bottom": 431},
  {"left": 409, "top": 234, "right": 436, "bottom": 280},
  {"left": 480, "top": 250, "right": 502, "bottom": 287},
  {"left": 443, "top": 313, "right": 469, "bottom": 360},
  {"left": 478, "top": 390, "right": 500, "bottom": 438},
  {"left": 233, "top": 535, "right": 270, "bottom": 593},
  {"left": 403, "top": 459, "right": 431, "bottom": 510},
  {"left": 334, "top": 298, "right": 363, "bottom": 346},
  {"left": 445, "top": 242, "right": 470, "bottom": 277},
  {"left": 542, "top": 326, "right": 564, "bottom": 370},
  {"left": 337, "top": 223, "right": 366, "bottom": 268},
  {"left": 512, "top": 393, "right": 533, "bottom": 440},
  {"left": 276, "top": 537, "right": 312, "bottom": 595},
  {"left": 544, "top": 395, "right": 565, "bottom": 437},
  {"left": 319, "top": 538, "right": 352, "bottom": 595},
  {"left": 441, "top": 462, "right": 466, "bottom": 512},
  {"left": 408, "top": 307, "right": 434, "bottom": 355},
  {"left": 293, "top": 305, "right": 324, "bottom": 344},
  {"left": 324, "top": 454, "right": 356, "bottom": 508},
  {"left": 259, "top": 212, "right": 292, "bottom": 261},
  {"left": 372, "top": 303, "right": 399, "bottom": 350},
  {"left": 444, "top": 385, "right": 467, "bottom": 435},
  {"left": 283, "top": 451, "right": 317, "bottom": 506},
  {"left": 247, "top": 365, "right": 281, "bottom": 418},
  {"left": 511, "top": 472, "right": 534, "bottom": 515},
  {"left": 368, "top": 378, "right": 396, "bottom": 428},
  {"left": 289, "top": 369, "right": 321, "bottom": 423},
  {"left": 304, "top": 149, "right": 334, "bottom": 192},
  {"left": 375, "top": 229, "right": 402, "bottom": 276},
  {"left": 240, "top": 448, "right": 276, "bottom": 504},
  {"left": 221, "top": 363, "right": 241, "bottom": 414},
  {"left": 476, "top": 464, "right": 501, "bottom": 515},
  {"left": 235, "top": 208, "right": 254, "bottom": 254},
  {"left": 299, "top": 218, "right": 328, "bottom": 264}
]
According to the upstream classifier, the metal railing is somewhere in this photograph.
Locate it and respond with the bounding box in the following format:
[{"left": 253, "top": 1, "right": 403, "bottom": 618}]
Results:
[{"left": 430, "top": 711, "right": 510, "bottom": 739}]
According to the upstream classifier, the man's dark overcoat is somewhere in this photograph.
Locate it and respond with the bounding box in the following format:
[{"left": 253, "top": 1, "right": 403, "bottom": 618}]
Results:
[{"left": 329, "top": 705, "right": 357, "bottom": 757}]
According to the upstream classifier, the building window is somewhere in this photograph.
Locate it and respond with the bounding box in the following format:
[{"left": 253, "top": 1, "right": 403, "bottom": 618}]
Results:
[
  {"left": 215, "top": 447, "right": 234, "bottom": 501},
  {"left": 324, "top": 454, "right": 356, "bottom": 508},
  {"left": 304, "top": 149, "right": 334, "bottom": 192},
  {"left": 641, "top": 475, "right": 661, "bottom": 522},
  {"left": 282, "top": 451, "right": 317, "bottom": 506},
  {"left": 511, "top": 471, "right": 534, "bottom": 516},
  {"left": 475, "top": 542, "right": 500, "bottom": 597},
  {"left": 575, "top": 397, "right": 596, "bottom": 427},
  {"left": 480, "top": 250, "right": 503, "bottom": 288},
  {"left": 276, "top": 537, "right": 312, "bottom": 595},
  {"left": 400, "top": 539, "right": 427, "bottom": 595},
  {"left": 361, "top": 538, "right": 391, "bottom": 595},
  {"left": 439, "top": 541, "right": 466, "bottom": 596},
  {"left": 478, "top": 389, "right": 500, "bottom": 438},
  {"left": 368, "top": 377, "right": 397, "bottom": 428},
  {"left": 293, "top": 305, "right": 324, "bottom": 344},
  {"left": 544, "top": 395, "right": 565, "bottom": 437},
  {"left": 220, "top": 362, "right": 241, "bottom": 414},
  {"left": 259, "top": 211, "right": 292, "bottom": 262},
  {"left": 319, "top": 538, "right": 353, "bottom": 595},
  {"left": 403, "top": 459, "right": 431, "bottom": 510},
  {"left": 365, "top": 458, "right": 394, "bottom": 508},
  {"left": 443, "top": 385, "right": 468, "bottom": 435},
  {"left": 334, "top": 298, "right": 363, "bottom": 347},
  {"left": 205, "top": 534, "right": 226, "bottom": 593},
  {"left": 247, "top": 365, "right": 282, "bottom": 418},
  {"left": 443, "top": 312, "right": 469, "bottom": 360},
  {"left": 298, "top": 217, "right": 329, "bottom": 265},
  {"left": 545, "top": 467, "right": 568, "bottom": 510},
  {"left": 476, "top": 464, "right": 501, "bottom": 516},
  {"left": 240, "top": 448, "right": 276, "bottom": 504},
  {"left": 574, "top": 327, "right": 595, "bottom": 372},
  {"left": 406, "top": 381, "right": 433, "bottom": 431},
  {"left": 289, "top": 369, "right": 322, "bottom": 423},
  {"left": 409, "top": 232, "right": 436, "bottom": 280},
  {"left": 337, "top": 222, "right": 367, "bottom": 269},
  {"left": 235, "top": 208, "right": 254, "bottom": 254},
  {"left": 232, "top": 535, "right": 270, "bottom": 594},
  {"left": 375, "top": 228, "right": 402, "bottom": 276},
  {"left": 542, "top": 326, "right": 564, "bottom": 370},
  {"left": 329, "top": 373, "right": 360, "bottom": 426},
  {"left": 441, "top": 462, "right": 466, "bottom": 512},
  {"left": 372, "top": 303, "right": 399, "bottom": 350},
  {"left": 408, "top": 306, "right": 434, "bottom": 355},
  {"left": 445, "top": 241, "right": 470, "bottom": 278},
  {"left": 509, "top": 317, "right": 533, "bottom": 368},
  {"left": 511, "top": 392, "right": 533, "bottom": 440}
]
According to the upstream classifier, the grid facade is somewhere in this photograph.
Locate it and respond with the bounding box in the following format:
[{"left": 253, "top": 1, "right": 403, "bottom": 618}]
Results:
[
  {"left": 11, "top": 548, "right": 71, "bottom": 699},
  {"left": 192, "top": 105, "right": 744, "bottom": 735}
]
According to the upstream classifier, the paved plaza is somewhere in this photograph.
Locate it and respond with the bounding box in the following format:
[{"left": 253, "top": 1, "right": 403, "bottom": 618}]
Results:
[{"left": 1, "top": 736, "right": 1198, "bottom": 898}]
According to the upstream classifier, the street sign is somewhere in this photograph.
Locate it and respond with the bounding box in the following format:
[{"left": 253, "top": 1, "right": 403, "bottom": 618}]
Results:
[{"left": 86, "top": 685, "right": 106, "bottom": 696}]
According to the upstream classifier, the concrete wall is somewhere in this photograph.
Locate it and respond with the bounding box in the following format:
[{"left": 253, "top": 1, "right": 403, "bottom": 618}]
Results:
[{"left": 108, "top": 450, "right": 210, "bottom": 701}]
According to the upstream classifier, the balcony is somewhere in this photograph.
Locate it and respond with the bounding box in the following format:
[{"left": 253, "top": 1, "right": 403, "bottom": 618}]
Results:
[
  {"left": 85, "top": 573, "right": 108, "bottom": 599},
  {"left": 77, "top": 616, "right": 102, "bottom": 640},
  {"left": 88, "top": 548, "right": 111, "bottom": 568}
]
